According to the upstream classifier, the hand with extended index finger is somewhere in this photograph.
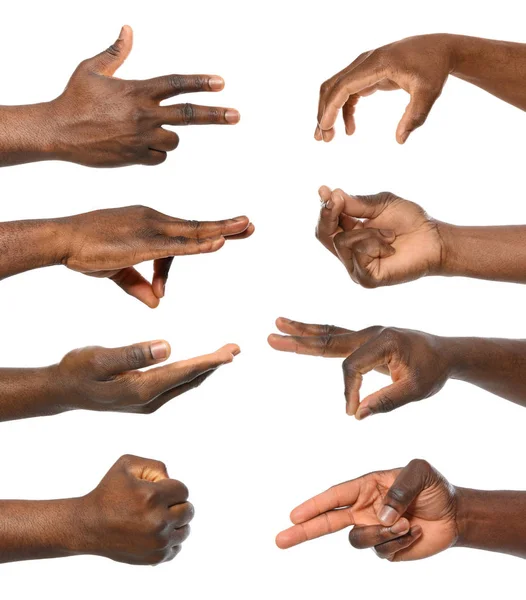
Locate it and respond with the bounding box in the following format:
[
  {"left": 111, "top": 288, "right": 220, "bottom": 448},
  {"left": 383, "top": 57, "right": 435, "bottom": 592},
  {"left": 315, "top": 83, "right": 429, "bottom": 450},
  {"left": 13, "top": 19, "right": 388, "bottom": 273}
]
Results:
[
  {"left": 49, "top": 25, "right": 240, "bottom": 167},
  {"left": 276, "top": 459, "right": 458, "bottom": 563},
  {"left": 315, "top": 34, "right": 453, "bottom": 143},
  {"left": 315, "top": 186, "right": 444, "bottom": 288},
  {"left": 268, "top": 318, "right": 450, "bottom": 418}
]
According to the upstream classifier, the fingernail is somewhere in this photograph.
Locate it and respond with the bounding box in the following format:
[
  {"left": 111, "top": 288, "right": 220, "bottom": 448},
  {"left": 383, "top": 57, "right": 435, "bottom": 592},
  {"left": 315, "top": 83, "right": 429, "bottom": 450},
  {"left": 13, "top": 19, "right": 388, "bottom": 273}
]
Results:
[
  {"left": 400, "top": 131, "right": 409, "bottom": 144},
  {"left": 233, "top": 216, "right": 246, "bottom": 222},
  {"left": 208, "top": 76, "right": 224, "bottom": 91},
  {"left": 379, "top": 229, "right": 395, "bottom": 238},
  {"left": 357, "top": 406, "right": 372, "bottom": 420},
  {"left": 390, "top": 519, "right": 409, "bottom": 535},
  {"left": 225, "top": 109, "right": 240, "bottom": 124},
  {"left": 323, "top": 200, "right": 334, "bottom": 210},
  {"left": 162, "top": 283, "right": 166, "bottom": 297},
  {"left": 378, "top": 505, "right": 399, "bottom": 526},
  {"left": 151, "top": 341, "right": 169, "bottom": 361}
]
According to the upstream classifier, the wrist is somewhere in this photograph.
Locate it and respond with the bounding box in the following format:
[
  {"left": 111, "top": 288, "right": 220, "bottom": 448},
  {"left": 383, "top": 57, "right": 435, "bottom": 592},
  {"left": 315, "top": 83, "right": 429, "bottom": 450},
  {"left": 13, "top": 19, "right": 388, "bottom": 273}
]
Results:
[
  {"left": 0, "top": 102, "right": 61, "bottom": 163},
  {"left": 434, "top": 221, "right": 464, "bottom": 277}
]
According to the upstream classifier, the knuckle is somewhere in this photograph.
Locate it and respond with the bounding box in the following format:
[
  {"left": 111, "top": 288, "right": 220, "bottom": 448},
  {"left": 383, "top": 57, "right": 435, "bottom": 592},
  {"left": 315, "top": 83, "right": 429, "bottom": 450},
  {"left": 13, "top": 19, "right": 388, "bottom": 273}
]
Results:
[
  {"left": 123, "top": 345, "right": 145, "bottom": 368},
  {"left": 374, "top": 394, "right": 396, "bottom": 414},
  {"left": 181, "top": 103, "right": 195, "bottom": 124},
  {"left": 320, "top": 81, "right": 330, "bottom": 95},
  {"left": 408, "top": 458, "right": 431, "bottom": 474},
  {"left": 168, "top": 74, "right": 185, "bottom": 92}
]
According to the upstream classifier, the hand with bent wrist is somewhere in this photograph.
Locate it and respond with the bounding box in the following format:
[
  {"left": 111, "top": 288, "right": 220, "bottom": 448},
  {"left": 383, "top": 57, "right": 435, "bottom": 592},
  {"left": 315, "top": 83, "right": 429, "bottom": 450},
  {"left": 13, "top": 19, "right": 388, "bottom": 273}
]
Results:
[
  {"left": 0, "top": 455, "right": 194, "bottom": 565},
  {"left": 269, "top": 318, "right": 526, "bottom": 418},
  {"left": 0, "top": 339, "right": 239, "bottom": 421},
  {"left": 276, "top": 459, "right": 526, "bottom": 562},
  {"left": 316, "top": 185, "right": 526, "bottom": 288},
  {"left": 0, "top": 205, "right": 254, "bottom": 307},
  {"left": 316, "top": 33, "right": 526, "bottom": 143}
]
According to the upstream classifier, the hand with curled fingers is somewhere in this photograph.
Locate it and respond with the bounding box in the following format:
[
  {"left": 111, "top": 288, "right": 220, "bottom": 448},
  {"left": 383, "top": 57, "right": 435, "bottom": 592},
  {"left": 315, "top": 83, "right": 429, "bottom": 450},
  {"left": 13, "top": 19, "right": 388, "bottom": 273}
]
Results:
[
  {"left": 46, "top": 25, "right": 240, "bottom": 167},
  {"left": 316, "top": 186, "right": 444, "bottom": 288},
  {"left": 276, "top": 459, "right": 458, "bottom": 563},
  {"left": 268, "top": 318, "right": 450, "bottom": 419},
  {"left": 315, "top": 34, "right": 454, "bottom": 144},
  {"left": 81, "top": 455, "right": 195, "bottom": 565},
  {"left": 316, "top": 34, "right": 526, "bottom": 144},
  {"left": 0, "top": 206, "right": 254, "bottom": 308},
  {"left": 0, "top": 339, "right": 239, "bottom": 420},
  {"left": 0, "top": 455, "right": 194, "bottom": 565}
]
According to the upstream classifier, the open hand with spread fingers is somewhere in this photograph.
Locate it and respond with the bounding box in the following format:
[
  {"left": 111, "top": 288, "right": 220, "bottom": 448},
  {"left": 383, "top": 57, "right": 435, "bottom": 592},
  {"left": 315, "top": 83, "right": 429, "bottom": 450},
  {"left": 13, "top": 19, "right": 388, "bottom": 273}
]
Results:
[
  {"left": 0, "top": 340, "right": 239, "bottom": 420},
  {"left": 315, "top": 186, "right": 444, "bottom": 288},
  {"left": 0, "top": 206, "right": 254, "bottom": 308},
  {"left": 0, "top": 25, "right": 241, "bottom": 167},
  {"left": 276, "top": 459, "right": 459, "bottom": 562}
]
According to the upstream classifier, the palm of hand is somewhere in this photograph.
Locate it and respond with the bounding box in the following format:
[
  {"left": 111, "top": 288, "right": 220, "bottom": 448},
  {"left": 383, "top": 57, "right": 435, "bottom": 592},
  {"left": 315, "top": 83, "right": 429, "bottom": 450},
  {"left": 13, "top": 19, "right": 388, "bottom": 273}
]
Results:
[
  {"left": 342, "top": 195, "right": 443, "bottom": 285},
  {"left": 352, "top": 471, "right": 458, "bottom": 560}
]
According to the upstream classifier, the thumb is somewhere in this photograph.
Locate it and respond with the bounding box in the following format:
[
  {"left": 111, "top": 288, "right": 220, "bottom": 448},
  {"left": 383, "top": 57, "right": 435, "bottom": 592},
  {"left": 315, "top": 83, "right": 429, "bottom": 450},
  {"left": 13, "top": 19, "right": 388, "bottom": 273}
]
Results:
[
  {"left": 356, "top": 379, "right": 418, "bottom": 420},
  {"left": 94, "top": 340, "right": 172, "bottom": 375},
  {"left": 396, "top": 87, "right": 440, "bottom": 144},
  {"left": 377, "top": 459, "right": 434, "bottom": 526},
  {"left": 85, "top": 25, "right": 133, "bottom": 76}
]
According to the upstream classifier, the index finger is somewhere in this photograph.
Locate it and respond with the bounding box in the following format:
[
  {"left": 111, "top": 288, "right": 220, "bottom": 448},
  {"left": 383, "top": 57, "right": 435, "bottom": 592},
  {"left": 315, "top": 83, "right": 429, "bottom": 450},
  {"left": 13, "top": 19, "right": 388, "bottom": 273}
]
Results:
[
  {"left": 162, "top": 216, "right": 251, "bottom": 240},
  {"left": 142, "top": 74, "right": 225, "bottom": 101},
  {"left": 275, "top": 317, "right": 351, "bottom": 337},
  {"left": 290, "top": 480, "right": 361, "bottom": 525},
  {"left": 276, "top": 508, "right": 356, "bottom": 549},
  {"left": 141, "top": 344, "right": 240, "bottom": 399},
  {"left": 319, "top": 55, "right": 385, "bottom": 132}
]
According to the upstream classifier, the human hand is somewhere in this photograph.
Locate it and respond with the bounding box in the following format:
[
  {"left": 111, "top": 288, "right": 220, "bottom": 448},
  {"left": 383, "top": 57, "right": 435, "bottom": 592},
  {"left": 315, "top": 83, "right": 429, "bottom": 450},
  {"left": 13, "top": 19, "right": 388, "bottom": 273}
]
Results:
[
  {"left": 50, "top": 25, "right": 240, "bottom": 167},
  {"left": 268, "top": 318, "right": 450, "bottom": 419},
  {"left": 315, "top": 186, "right": 444, "bottom": 287},
  {"left": 79, "top": 455, "right": 194, "bottom": 565},
  {"left": 58, "top": 205, "right": 254, "bottom": 307},
  {"left": 53, "top": 340, "right": 239, "bottom": 414},
  {"left": 276, "top": 459, "right": 458, "bottom": 562},
  {"left": 316, "top": 34, "right": 454, "bottom": 143}
]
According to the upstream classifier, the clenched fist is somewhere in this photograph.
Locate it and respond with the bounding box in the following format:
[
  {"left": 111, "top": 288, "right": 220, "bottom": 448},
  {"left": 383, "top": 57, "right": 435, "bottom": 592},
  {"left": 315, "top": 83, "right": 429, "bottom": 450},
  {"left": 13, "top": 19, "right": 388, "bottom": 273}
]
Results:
[
  {"left": 81, "top": 455, "right": 194, "bottom": 565},
  {"left": 0, "top": 455, "right": 194, "bottom": 565}
]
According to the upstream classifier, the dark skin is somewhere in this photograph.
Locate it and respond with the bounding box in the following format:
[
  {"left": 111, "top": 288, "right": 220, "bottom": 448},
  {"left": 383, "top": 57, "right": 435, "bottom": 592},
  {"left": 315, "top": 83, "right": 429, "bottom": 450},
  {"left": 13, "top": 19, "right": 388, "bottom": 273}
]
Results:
[
  {"left": 0, "top": 25, "right": 240, "bottom": 167},
  {"left": 0, "top": 455, "right": 194, "bottom": 565},
  {"left": 268, "top": 317, "right": 526, "bottom": 419},
  {"left": 315, "top": 186, "right": 526, "bottom": 288},
  {"left": 0, "top": 206, "right": 254, "bottom": 308},
  {"left": 316, "top": 33, "right": 526, "bottom": 143},
  {"left": 277, "top": 459, "right": 526, "bottom": 562},
  {"left": 0, "top": 340, "right": 239, "bottom": 421}
]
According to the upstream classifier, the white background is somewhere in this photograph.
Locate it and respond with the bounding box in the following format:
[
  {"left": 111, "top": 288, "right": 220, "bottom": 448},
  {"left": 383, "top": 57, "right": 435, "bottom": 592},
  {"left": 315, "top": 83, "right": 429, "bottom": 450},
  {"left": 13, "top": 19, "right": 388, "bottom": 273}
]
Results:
[{"left": 1, "top": 0, "right": 525, "bottom": 597}]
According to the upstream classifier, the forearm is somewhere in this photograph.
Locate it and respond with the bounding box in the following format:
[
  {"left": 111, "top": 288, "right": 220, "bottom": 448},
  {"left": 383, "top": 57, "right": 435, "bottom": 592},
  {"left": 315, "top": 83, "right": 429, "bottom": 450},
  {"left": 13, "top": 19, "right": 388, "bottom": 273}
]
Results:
[
  {"left": 0, "top": 219, "right": 68, "bottom": 280},
  {"left": 449, "top": 34, "right": 526, "bottom": 111},
  {"left": 438, "top": 223, "right": 526, "bottom": 283},
  {"left": 0, "top": 366, "right": 74, "bottom": 421},
  {"left": 440, "top": 336, "right": 526, "bottom": 405},
  {"left": 455, "top": 488, "right": 526, "bottom": 559},
  {"left": 0, "top": 498, "right": 90, "bottom": 562},
  {"left": 0, "top": 103, "right": 61, "bottom": 166}
]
